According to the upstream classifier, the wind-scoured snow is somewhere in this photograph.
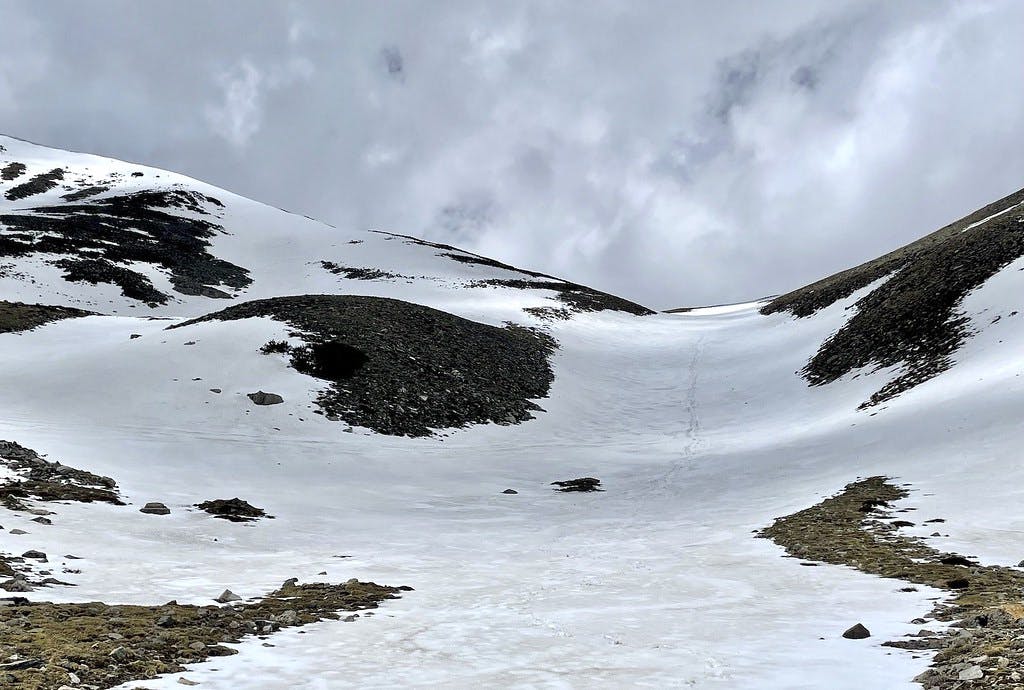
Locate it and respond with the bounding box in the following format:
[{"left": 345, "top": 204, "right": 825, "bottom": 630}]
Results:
[{"left": 0, "top": 135, "right": 1023, "bottom": 688}]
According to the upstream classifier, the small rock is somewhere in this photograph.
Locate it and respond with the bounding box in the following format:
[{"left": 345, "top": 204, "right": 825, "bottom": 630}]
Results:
[
  {"left": 1, "top": 577, "right": 32, "bottom": 592},
  {"left": 108, "top": 645, "right": 129, "bottom": 660},
  {"left": 64, "top": 554, "right": 82, "bottom": 560},
  {"left": 502, "top": 489, "right": 518, "bottom": 494},
  {"left": 178, "top": 677, "right": 200, "bottom": 686},
  {"left": 21, "top": 550, "right": 46, "bottom": 561},
  {"left": 842, "top": 623, "right": 871, "bottom": 639},
  {"left": 209, "top": 388, "right": 222, "bottom": 394},
  {"left": 248, "top": 391, "right": 284, "bottom": 406},
  {"left": 276, "top": 610, "right": 299, "bottom": 625},
  {"left": 253, "top": 619, "right": 278, "bottom": 634},
  {"left": 0, "top": 597, "right": 29, "bottom": 606},
  {"left": 140, "top": 502, "right": 170, "bottom": 515},
  {"left": 214, "top": 589, "right": 241, "bottom": 603},
  {"left": 130, "top": 333, "right": 142, "bottom": 339},
  {"left": 188, "top": 641, "right": 206, "bottom": 652},
  {"left": 958, "top": 665, "right": 983, "bottom": 681},
  {"left": 31, "top": 517, "right": 51, "bottom": 525},
  {"left": 9, "top": 529, "right": 27, "bottom": 535}
]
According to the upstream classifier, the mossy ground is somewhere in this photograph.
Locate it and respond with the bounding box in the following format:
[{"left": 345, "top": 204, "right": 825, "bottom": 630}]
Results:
[
  {"left": 761, "top": 477, "right": 1024, "bottom": 688},
  {"left": 0, "top": 301, "right": 93, "bottom": 334},
  {"left": 0, "top": 579, "right": 410, "bottom": 690}
]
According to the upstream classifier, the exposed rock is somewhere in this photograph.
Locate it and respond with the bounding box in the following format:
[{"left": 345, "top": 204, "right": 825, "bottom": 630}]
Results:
[
  {"left": 551, "top": 478, "right": 603, "bottom": 493},
  {"left": 214, "top": 589, "right": 241, "bottom": 604},
  {"left": 176, "top": 295, "right": 558, "bottom": 437},
  {"left": 373, "top": 231, "right": 654, "bottom": 315},
  {"left": 763, "top": 187, "right": 1024, "bottom": 408},
  {"left": 195, "top": 498, "right": 271, "bottom": 523},
  {"left": 958, "top": 665, "right": 983, "bottom": 681},
  {"left": 140, "top": 502, "right": 170, "bottom": 515},
  {"left": 501, "top": 489, "right": 518, "bottom": 495},
  {"left": 247, "top": 391, "right": 283, "bottom": 406},
  {"left": 842, "top": 623, "right": 870, "bottom": 639},
  {"left": 0, "top": 190, "right": 250, "bottom": 304},
  {"left": 5, "top": 168, "right": 64, "bottom": 201},
  {"left": 0, "top": 439, "right": 122, "bottom": 507},
  {"left": 21, "top": 551, "right": 46, "bottom": 561}
]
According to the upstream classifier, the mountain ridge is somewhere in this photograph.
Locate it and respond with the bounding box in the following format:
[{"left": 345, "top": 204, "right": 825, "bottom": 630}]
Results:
[{"left": 0, "top": 135, "right": 1023, "bottom": 689}]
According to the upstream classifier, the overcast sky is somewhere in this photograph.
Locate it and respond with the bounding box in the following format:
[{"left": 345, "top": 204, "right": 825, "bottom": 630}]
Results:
[{"left": 2, "top": 1, "right": 1023, "bottom": 308}]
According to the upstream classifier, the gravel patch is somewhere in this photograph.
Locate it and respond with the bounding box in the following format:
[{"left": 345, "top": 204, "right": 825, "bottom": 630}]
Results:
[{"left": 176, "top": 295, "right": 557, "bottom": 436}]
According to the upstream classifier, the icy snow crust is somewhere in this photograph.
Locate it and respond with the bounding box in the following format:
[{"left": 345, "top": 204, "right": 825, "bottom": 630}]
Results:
[{"left": 0, "top": 135, "right": 1023, "bottom": 688}]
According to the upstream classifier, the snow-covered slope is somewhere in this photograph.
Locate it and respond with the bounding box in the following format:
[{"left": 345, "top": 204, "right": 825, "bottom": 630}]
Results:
[
  {"left": 0, "top": 134, "right": 651, "bottom": 324},
  {"left": 1, "top": 135, "right": 1024, "bottom": 689}
]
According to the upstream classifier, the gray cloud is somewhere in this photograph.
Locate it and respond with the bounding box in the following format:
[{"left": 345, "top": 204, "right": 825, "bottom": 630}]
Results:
[{"left": 2, "top": 0, "right": 1023, "bottom": 308}]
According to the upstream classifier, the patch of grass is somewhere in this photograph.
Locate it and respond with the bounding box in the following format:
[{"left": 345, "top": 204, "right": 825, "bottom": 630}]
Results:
[
  {"left": 761, "top": 477, "right": 1024, "bottom": 688},
  {"left": 0, "top": 578, "right": 410, "bottom": 690},
  {"left": 259, "top": 339, "right": 291, "bottom": 354},
  {"left": 0, "top": 301, "right": 93, "bottom": 334}
]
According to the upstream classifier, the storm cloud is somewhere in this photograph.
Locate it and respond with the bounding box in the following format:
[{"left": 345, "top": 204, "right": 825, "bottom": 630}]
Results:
[{"left": 2, "top": 0, "right": 1022, "bottom": 308}]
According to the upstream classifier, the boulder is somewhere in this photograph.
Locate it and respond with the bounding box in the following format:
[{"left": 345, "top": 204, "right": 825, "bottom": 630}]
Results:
[
  {"left": 140, "top": 502, "right": 170, "bottom": 515},
  {"left": 248, "top": 391, "right": 284, "bottom": 405},
  {"left": 214, "top": 589, "right": 242, "bottom": 604},
  {"left": 842, "top": 623, "right": 871, "bottom": 639}
]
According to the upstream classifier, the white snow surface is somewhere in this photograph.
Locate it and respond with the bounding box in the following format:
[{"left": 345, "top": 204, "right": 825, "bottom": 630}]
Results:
[{"left": 0, "top": 135, "right": 1023, "bottom": 689}]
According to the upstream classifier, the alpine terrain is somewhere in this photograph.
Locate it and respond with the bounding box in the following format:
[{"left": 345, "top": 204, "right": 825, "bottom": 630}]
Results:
[{"left": 1, "top": 132, "right": 1024, "bottom": 689}]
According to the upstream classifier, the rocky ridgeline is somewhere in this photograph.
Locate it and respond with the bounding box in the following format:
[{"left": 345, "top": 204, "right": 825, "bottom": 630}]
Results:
[
  {"left": 763, "top": 187, "right": 1024, "bottom": 409},
  {"left": 370, "top": 231, "right": 655, "bottom": 316},
  {"left": 761, "top": 477, "right": 1024, "bottom": 689}
]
